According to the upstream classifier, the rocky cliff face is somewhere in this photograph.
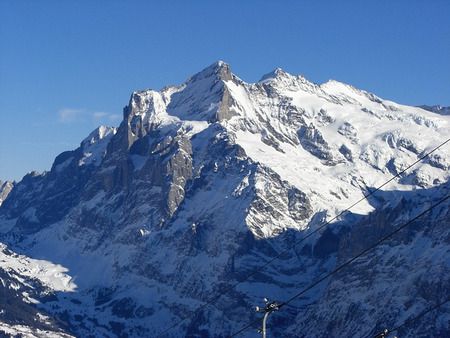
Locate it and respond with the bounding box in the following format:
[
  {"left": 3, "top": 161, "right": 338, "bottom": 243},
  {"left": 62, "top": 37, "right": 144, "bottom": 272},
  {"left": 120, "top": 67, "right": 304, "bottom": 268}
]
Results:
[
  {"left": 0, "top": 181, "right": 14, "bottom": 207},
  {"left": 0, "top": 62, "right": 449, "bottom": 337}
]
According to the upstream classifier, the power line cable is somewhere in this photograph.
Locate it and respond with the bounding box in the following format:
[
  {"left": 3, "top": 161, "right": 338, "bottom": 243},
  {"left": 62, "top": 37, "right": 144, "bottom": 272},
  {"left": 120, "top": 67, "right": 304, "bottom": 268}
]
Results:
[
  {"left": 368, "top": 297, "right": 450, "bottom": 338},
  {"left": 229, "top": 194, "right": 450, "bottom": 337},
  {"left": 228, "top": 317, "right": 262, "bottom": 337},
  {"left": 279, "top": 195, "right": 449, "bottom": 308},
  {"left": 156, "top": 137, "right": 450, "bottom": 337},
  {"left": 233, "top": 289, "right": 450, "bottom": 338}
]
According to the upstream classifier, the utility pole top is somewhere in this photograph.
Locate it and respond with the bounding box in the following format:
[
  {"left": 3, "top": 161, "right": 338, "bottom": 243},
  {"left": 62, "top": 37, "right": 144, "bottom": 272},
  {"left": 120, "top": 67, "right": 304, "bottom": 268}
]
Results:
[
  {"left": 254, "top": 298, "right": 280, "bottom": 338},
  {"left": 374, "top": 328, "right": 390, "bottom": 338}
]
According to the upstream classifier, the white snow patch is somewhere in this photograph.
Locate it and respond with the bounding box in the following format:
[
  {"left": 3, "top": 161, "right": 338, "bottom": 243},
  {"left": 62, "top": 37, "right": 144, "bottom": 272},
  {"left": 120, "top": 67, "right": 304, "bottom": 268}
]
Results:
[{"left": 0, "top": 243, "right": 77, "bottom": 292}]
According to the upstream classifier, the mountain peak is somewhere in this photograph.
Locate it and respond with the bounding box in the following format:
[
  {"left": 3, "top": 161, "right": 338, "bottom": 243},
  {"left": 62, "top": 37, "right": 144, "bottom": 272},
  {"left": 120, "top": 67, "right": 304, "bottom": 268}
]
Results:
[
  {"left": 187, "top": 60, "right": 233, "bottom": 83},
  {"left": 259, "top": 67, "right": 291, "bottom": 82},
  {"left": 81, "top": 125, "right": 117, "bottom": 149}
]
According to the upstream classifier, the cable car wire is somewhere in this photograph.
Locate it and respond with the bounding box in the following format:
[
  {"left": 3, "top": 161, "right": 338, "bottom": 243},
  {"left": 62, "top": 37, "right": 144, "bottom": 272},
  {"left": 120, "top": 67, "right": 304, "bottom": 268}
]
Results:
[
  {"left": 229, "top": 194, "right": 450, "bottom": 336},
  {"left": 368, "top": 297, "right": 450, "bottom": 338}
]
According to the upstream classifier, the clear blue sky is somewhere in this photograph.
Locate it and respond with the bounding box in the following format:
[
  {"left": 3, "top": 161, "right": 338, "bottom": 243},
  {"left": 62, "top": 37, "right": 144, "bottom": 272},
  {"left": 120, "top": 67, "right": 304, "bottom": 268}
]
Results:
[{"left": 1, "top": 0, "right": 449, "bottom": 182}]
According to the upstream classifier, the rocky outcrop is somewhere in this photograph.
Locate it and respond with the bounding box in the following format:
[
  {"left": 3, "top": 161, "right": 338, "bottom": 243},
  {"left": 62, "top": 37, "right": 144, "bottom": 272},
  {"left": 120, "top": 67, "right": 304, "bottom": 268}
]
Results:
[
  {"left": 298, "top": 124, "right": 344, "bottom": 165},
  {"left": 0, "top": 180, "right": 14, "bottom": 207}
]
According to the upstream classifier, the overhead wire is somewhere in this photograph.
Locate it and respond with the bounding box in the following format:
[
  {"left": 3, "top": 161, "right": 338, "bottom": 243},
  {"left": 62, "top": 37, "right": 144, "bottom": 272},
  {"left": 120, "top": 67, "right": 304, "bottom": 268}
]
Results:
[
  {"left": 156, "top": 137, "right": 450, "bottom": 337},
  {"left": 369, "top": 297, "right": 450, "bottom": 338},
  {"left": 229, "top": 194, "right": 450, "bottom": 336}
]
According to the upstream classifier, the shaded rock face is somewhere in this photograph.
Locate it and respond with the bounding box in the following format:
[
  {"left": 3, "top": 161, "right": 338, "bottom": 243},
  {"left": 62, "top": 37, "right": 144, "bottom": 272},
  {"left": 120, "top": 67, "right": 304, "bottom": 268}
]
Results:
[
  {"left": 246, "top": 166, "right": 313, "bottom": 238},
  {"left": 1, "top": 127, "right": 116, "bottom": 235},
  {"left": 0, "top": 62, "right": 449, "bottom": 337},
  {"left": 292, "top": 183, "right": 450, "bottom": 338},
  {"left": 419, "top": 105, "right": 450, "bottom": 116}
]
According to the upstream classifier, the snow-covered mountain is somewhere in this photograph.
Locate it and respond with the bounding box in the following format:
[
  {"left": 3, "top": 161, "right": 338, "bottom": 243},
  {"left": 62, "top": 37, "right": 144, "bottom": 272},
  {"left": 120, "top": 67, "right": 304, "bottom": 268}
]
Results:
[
  {"left": 0, "top": 61, "right": 449, "bottom": 337},
  {"left": 419, "top": 105, "right": 450, "bottom": 116}
]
